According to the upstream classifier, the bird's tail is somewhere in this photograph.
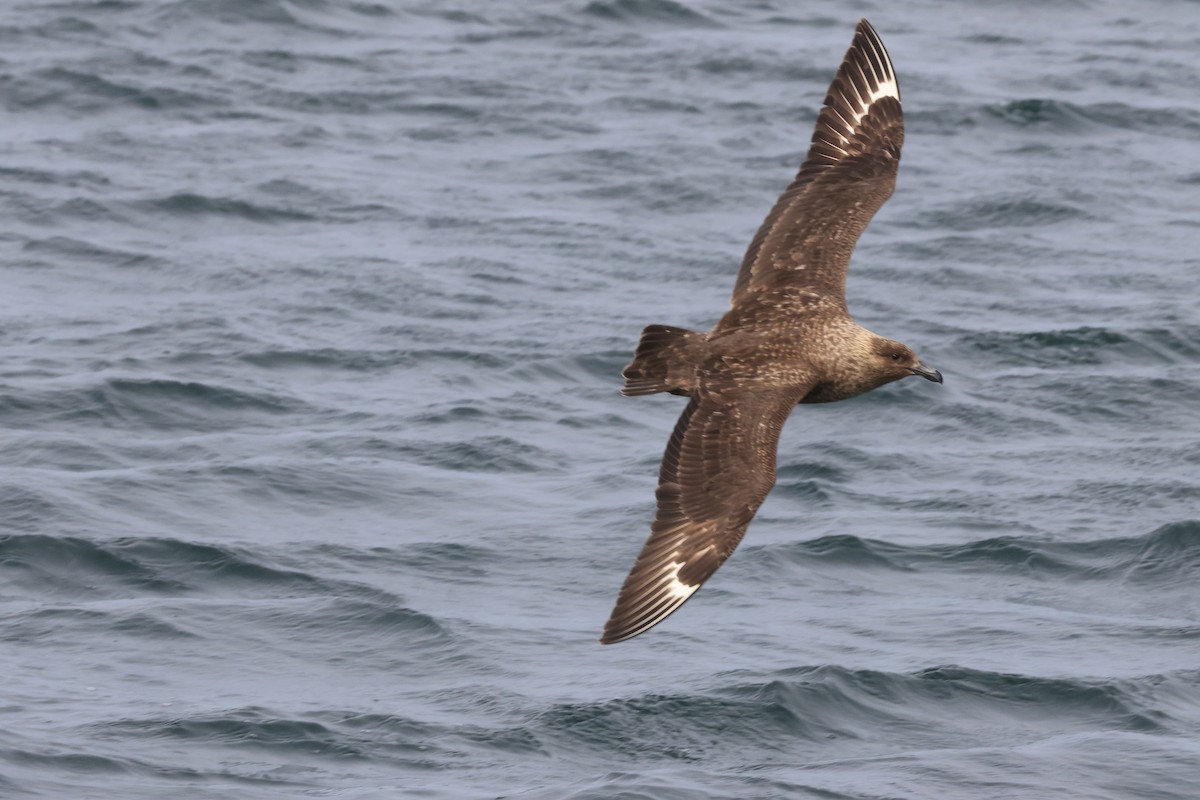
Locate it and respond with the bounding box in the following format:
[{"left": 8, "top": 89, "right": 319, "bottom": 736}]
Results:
[{"left": 621, "top": 324, "right": 705, "bottom": 396}]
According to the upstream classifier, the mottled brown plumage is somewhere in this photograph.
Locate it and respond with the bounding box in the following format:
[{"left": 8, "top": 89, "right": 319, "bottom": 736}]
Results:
[{"left": 601, "top": 19, "right": 943, "bottom": 645}]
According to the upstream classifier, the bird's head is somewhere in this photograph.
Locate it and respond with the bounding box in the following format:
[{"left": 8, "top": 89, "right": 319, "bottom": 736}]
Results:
[{"left": 871, "top": 337, "right": 942, "bottom": 387}]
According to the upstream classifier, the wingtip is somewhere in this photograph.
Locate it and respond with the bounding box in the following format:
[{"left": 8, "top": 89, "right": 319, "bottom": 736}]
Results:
[
  {"left": 854, "top": 19, "right": 892, "bottom": 74},
  {"left": 599, "top": 612, "right": 648, "bottom": 645},
  {"left": 599, "top": 623, "right": 633, "bottom": 645},
  {"left": 598, "top": 625, "right": 644, "bottom": 645},
  {"left": 835, "top": 16, "right": 900, "bottom": 109},
  {"left": 601, "top": 580, "right": 700, "bottom": 645}
]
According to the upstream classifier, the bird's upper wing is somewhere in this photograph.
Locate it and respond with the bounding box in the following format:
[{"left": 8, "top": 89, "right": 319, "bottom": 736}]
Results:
[
  {"left": 730, "top": 18, "right": 903, "bottom": 308},
  {"left": 601, "top": 375, "right": 810, "bottom": 644}
]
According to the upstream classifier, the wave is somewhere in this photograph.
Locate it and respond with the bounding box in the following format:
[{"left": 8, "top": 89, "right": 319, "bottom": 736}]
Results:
[
  {"left": 397, "top": 435, "right": 561, "bottom": 473},
  {"left": 145, "top": 0, "right": 359, "bottom": 34},
  {"left": 0, "top": 534, "right": 464, "bottom": 664},
  {"left": 96, "top": 705, "right": 545, "bottom": 767},
  {"left": 0, "top": 486, "right": 76, "bottom": 531},
  {"left": 21, "top": 236, "right": 168, "bottom": 270},
  {"left": 238, "top": 347, "right": 507, "bottom": 372},
  {"left": 505, "top": 350, "right": 629, "bottom": 388},
  {"left": 922, "top": 99, "right": 1200, "bottom": 139},
  {"left": 0, "top": 531, "right": 467, "bottom": 611},
  {"left": 916, "top": 195, "right": 1087, "bottom": 231},
  {"left": 0, "top": 377, "right": 301, "bottom": 431},
  {"left": 4, "top": 194, "right": 131, "bottom": 227},
  {"left": 307, "top": 540, "right": 498, "bottom": 581},
  {"left": 0, "top": 534, "right": 317, "bottom": 598},
  {"left": 133, "top": 193, "right": 316, "bottom": 223},
  {"left": 531, "top": 664, "right": 1188, "bottom": 762},
  {"left": 0, "top": 745, "right": 305, "bottom": 789},
  {"left": 18, "top": 662, "right": 1193, "bottom": 795},
  {"left": 955, "top": 325, "right": 1200, "bottom": 368},
  {"left": 751, "top": 522, "right": 1200, "bottom": 586},
  {"left": 1, "top": 66, "right": 222, "bottom": 114},
  {"left": 0, "top": 166, "right": 111, "bottom": 188},
  {"left": 0, "top": 606, "right": 196, "bottom": 643},
  {"left": 582, "top": 0, "right": 720, "bottom": 27}
]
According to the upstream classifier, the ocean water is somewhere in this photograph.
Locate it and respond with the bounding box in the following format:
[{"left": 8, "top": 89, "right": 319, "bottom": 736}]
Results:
[{"left": 2, "top": 0, "right": 1198, "bottom": 797}]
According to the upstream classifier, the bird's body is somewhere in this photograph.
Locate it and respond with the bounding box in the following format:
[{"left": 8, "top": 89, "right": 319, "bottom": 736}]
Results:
[{"left": 602, "top": 19, "right": 943, "bottom": 645}]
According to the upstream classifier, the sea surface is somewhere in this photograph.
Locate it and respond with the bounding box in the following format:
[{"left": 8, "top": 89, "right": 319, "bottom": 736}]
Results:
[{"left": 2, "top": 1, "right": 1198, "bottom": 798}]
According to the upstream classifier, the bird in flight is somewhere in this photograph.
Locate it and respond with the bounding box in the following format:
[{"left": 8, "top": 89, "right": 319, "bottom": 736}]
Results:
[{"left": 602, "top": 19, "right": 942, "bottom": 644}]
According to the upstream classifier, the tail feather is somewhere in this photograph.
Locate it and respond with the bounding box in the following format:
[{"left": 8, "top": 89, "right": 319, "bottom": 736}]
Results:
[{"left": 621, "top": 324, "right": 705, "bottom": 396}]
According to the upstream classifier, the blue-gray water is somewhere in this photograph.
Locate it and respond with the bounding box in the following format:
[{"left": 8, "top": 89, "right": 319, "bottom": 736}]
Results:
[{"left": 2, "top": 1, "right": 1199, "bottom": 798}]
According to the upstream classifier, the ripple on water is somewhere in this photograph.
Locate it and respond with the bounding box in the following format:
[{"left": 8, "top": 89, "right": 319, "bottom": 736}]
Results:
[{"left": 743, "top": 522, "right": 1200, "bottom": 587}]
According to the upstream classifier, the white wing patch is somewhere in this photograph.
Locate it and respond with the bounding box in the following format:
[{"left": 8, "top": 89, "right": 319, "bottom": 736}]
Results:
[
  {"left": 849, "top": 74, "right": 899, "bottom": 129},
  {"left": 836, "top": 32, "right": 899, "bottom": 141},
  {"left": 662, "top": 559, "right": 700, "bottom": 601}
]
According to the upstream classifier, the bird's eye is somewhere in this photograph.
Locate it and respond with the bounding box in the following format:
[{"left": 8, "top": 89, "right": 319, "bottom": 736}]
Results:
[{"left": 890, "top": 353, "right": 902, "bottom": 361}]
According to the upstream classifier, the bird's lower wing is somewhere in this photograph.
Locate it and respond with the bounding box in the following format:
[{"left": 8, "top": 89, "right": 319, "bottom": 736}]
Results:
[{"left": 601, "top": 382, "right": 808, "bottom": 644}]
